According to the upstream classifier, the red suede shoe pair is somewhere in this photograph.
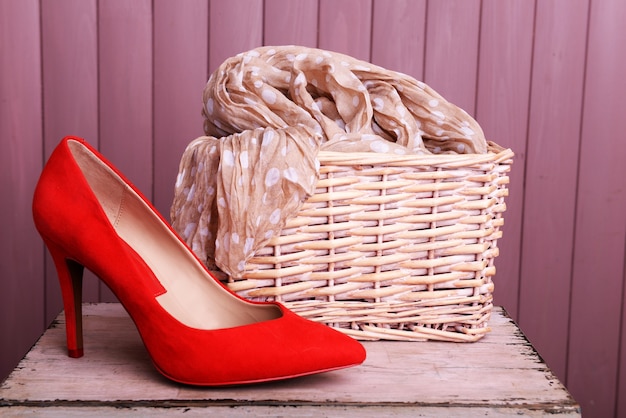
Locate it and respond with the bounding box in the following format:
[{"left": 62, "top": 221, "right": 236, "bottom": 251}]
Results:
[{"left": 32, "top": 136, "right": 365, "bottom": 386}]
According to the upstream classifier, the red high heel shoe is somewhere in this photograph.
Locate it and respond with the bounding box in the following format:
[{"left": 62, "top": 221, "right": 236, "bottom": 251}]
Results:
[{"left": 32, "top": 136, "right": 365, "bottom": 386}]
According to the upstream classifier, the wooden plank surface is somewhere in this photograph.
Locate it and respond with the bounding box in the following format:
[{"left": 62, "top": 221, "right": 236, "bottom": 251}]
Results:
[
  {"left": 474, "top": 0, "right": 535, "bottom": 318},
  {"left": 153, "top": 0, "right": 208, "bottom": 220},
  {"left": 0, "top": 0, "right": 46, "bottom": 381},
  {"left": 318, "top": 0, "right": 372, "bottom": 61},
  {"left": 41, "top": 0, "right": 99, "bottom": 158},
  {"left": 0, "top": 304, "right": 580, "bottom": 416},
  {"left": 371, "top": 0, "right": 427, "bottom": 79},
  {"left": 97, "top": 0, "right": 153, "bottom": 302},
  {"left": 98, "top": 0, "right": 154, "bottom": 197},
  {"left": 41, "top": 0, "right": 101, "bottom": 312},
  {"left": 568, "top": 0, "right": 626, "bottom": 416},
  {"left": 208, "top": 0, "right": 264, "bottom": 73},
  {"left": 264, "top": 0, "right": 319, "bottom": 48},
  {"left": 517, "top": 0, "right": 589, "bottom": 383},
  {"left": 423, "top": 0, "right": 481, "bottom": 116}
]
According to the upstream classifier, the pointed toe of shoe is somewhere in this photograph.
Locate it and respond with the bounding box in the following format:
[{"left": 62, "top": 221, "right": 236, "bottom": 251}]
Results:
[
  {"left": 338, "top": 331, "right": 367, "bottom": 366},
  {"left": 276, "top": 308, "right": 367, "bottom": 377},
  {"left": 148, "top": 305, "right": 365, "bottom": 386}
]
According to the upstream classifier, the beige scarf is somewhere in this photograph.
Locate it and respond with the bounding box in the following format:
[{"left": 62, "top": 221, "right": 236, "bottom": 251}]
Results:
[{"left": 171, "top": 46, "right": 487, "bottom": 277}]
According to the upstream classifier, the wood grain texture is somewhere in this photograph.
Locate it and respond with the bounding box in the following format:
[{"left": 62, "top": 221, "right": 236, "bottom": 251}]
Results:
[
  {"left": 517, "top": 0, "right": 589, "bottom": 384},
  {"left": 568, "top": 0, "right": 626, "bottom": 416},
  {"left": 318, "top": 0, "right": 372, "bottom": 61},
  {"left": 423, "top": 0, "right": 481, "bottom": 116},
  {"left": 264, "top": 0, "right": 319, "bottom": 48},
  {"left": 0, "top": 304, "right": 580, "bottom": 416},
  {"left": 153, "top": 0, "right": 208, "bottom": 219},
  {"left": 371, "top": 0, "right": 427, "bottom": 80},
  {"left": 0, "top": 0, "right": 45, "bottom": 382},
  {"left": 475, "top": 0, "right": 535, "bottom": 318}
]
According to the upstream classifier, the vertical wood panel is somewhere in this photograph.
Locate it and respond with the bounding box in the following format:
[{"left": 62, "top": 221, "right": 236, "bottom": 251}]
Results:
[
  {"left": 264, "top": 0, "right": 318, "bottom": 48},
  {"left": 518, "top": 0, "right": 589, "bottom": 383},
  {"left": 41, "top": 0, "right": 100, "bottom": 314},
  {"left": 153, "top": 0, "right": 209, "bottom": 220},
  {"left": 423, "top": 0, "right": 481, "bottom": 116},
  {"left": 318, "top": 0, "right": 372, "bottom": 61},
  {"left": 475, "top": 0, "right": 535, "bottom": 318},
  {"left": 370, "top": 0, "right": 426, "bottom": 80},
  {"left": 98, "top": 0, "right": 153, "bottom": 195},
  {"left": 208, "top": 0, "right": 264, "bottom": 72},
  {"left": 0, "top": 0, "right": 45, "bottom": 380},
  {"left": 568, "top": 0, "right": 626, "bottom": 415},
  {"left": 98, "top": 0, "right": 153, "bottom": 302}
]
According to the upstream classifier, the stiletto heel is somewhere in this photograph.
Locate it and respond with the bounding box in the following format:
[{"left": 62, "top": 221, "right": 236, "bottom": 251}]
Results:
[
  {"left": 33, "top": 136, "right": 365, "bottom": 386},
  {"left": 45, "top": 240, "right": 84, "bottom": 358}
]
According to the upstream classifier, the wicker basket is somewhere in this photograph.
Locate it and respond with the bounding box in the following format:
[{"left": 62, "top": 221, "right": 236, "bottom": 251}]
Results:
[{"left": 220, "top": 142, "right": 513, "bottom": 342}]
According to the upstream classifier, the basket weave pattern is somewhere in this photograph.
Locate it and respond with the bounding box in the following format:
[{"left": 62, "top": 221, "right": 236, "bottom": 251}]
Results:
[{"left": 224, "top": 143, "right": 513, "bottom": 342}]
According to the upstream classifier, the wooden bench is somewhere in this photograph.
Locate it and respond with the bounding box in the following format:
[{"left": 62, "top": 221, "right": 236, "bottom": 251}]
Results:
[{"left": 0, "top": 304, "right": 580, "bottom": 416}]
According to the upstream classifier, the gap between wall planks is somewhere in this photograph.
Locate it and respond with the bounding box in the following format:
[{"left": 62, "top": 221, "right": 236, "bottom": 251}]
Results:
[{"left": 1, "top": 1, "right": 626, "bottom": 417}]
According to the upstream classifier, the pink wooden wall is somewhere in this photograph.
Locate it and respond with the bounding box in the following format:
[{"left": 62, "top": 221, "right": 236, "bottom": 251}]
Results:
[{"left": 1, "top": 1, "right": 625, "bottom": 416}]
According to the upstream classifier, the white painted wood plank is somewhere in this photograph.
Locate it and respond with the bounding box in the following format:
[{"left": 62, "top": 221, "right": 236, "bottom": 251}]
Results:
[{"left": 0, "top": 304, "right": 579, "bottom": 415}]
